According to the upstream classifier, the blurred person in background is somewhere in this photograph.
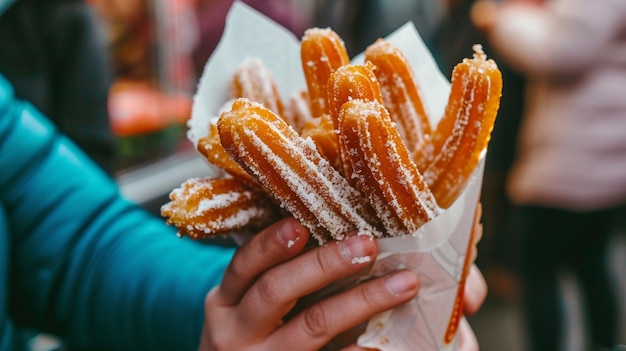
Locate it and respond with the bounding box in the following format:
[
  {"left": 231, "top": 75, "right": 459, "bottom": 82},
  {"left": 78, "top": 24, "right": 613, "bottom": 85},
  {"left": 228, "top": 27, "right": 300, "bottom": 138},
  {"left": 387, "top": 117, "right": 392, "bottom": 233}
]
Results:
[
  {"left": 0, "top": 0, "right": 118, "bottom": 174},
  {"left": 473, "top": 0, "right": 626, "bottom": 349}
]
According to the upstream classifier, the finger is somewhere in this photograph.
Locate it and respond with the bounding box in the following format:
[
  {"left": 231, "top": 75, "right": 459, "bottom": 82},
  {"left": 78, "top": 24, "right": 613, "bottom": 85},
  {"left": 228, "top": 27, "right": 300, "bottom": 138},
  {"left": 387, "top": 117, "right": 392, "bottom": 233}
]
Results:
[
  {"left": 217, "top": 217, "right": 309, "bottom": 305},
  {"left": 464, "top": 264, "right": 488, "bottom": 316},
  {"left": 458, "top": 317, "right": 479, "bottom": 351},
  {"left": 270, "top": 269, "right": 420, "bottom": 350},
  {"left": 236, "top": 234, "right": 378, "bottom": 337}
]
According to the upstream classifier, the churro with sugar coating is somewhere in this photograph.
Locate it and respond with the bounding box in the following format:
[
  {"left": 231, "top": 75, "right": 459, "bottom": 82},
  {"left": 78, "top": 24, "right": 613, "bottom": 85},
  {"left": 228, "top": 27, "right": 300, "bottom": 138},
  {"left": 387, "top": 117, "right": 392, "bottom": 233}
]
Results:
[
  {"left": 218, "top": 98, "right": 382, "bottom": 243},
  {"left": 230, "top": 57, "right": 285, "bottom": 116},
  {"left": 161, "top": 177, "right": 279, "bottom": 239},
  {"left": 365, "top": 39, "right": 432, "bottom": 153},
  {"left": 301, "top": 28, "right": 350, "bottom": 117},
  {"left": 420, "top": 45, "right": 502, "bottom": 208},
  {"left": 339, "top": 99, "right": 439, "bottom": 236}
]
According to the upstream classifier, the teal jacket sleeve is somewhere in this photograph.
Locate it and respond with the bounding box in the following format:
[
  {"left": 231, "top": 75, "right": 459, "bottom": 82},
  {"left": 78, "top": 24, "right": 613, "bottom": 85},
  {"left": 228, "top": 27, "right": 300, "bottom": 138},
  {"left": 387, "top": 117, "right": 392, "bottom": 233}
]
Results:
[{"left": 0, "top": 73, "right": 234, "bottom": 350}]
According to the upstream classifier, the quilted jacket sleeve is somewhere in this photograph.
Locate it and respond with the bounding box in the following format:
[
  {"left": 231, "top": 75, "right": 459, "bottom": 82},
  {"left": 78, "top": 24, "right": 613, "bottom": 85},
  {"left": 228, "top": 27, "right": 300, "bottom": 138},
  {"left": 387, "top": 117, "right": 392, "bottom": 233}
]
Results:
[{"left": 0, "top": 73, "right": 234, "bottom": 350}]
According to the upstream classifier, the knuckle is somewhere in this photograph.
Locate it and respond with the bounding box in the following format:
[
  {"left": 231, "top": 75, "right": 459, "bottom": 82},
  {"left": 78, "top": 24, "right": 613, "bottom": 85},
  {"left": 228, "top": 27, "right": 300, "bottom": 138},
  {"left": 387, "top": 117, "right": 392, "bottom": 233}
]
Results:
[
  {"left": 258, "top": 226, "right": 276, "bottom": 254},
  {"left": 225, "top": 223, "right": 283, "bottom": 283},
  {"left": 205, "top": 338, "right": 229, "bottom": 351},
  {"left": 359, "top": 284, "right": 378, "bottom": 308},
  {"left": 225, "top": 255, "right": 248, "bottom": 282},
  {"left": 255, "top": 272, "right": 283, "bottom": 303},
  {"left": 314, "top": 247, "right": 335, "bottom": 276},
  {"left": 204, "top": 287, "right": 218, "bottom": 309},
  {"left": 301, "top": 304, "right": 329, "bottom": 338}
]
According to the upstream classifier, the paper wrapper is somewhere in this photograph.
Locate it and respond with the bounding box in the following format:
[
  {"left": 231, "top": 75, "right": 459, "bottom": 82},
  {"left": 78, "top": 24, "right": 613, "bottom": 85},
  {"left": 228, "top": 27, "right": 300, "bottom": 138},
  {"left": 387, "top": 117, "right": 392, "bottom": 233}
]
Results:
[{"left": 189, "top": 2, "right": 485, "bottom": 350}]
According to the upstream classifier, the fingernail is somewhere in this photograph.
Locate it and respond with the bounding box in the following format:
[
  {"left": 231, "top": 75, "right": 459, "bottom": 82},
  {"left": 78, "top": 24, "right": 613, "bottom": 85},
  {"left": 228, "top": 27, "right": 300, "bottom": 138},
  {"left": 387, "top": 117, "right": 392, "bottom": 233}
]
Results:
[
  {"left": 340, "top": 235, "right": 374, "bottom": 263},
  {"left": 277, "top": 218, "right": 301, "bottom": 247},
  {"left": 385, "top": 271, "right": 419, "bottom": 296}
]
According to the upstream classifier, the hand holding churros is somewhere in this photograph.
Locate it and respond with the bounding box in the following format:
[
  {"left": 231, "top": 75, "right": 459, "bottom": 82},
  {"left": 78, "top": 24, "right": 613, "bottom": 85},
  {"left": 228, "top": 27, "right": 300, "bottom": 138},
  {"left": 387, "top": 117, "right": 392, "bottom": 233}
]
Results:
[{"left": 162, "top": 5, "right": 501, "bottom": 349}]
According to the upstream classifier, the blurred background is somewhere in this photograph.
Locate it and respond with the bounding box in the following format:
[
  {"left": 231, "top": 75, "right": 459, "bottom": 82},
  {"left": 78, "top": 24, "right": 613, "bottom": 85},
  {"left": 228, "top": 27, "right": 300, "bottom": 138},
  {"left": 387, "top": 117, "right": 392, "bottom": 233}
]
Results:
[{"left": 5, "top": 0, "right": 623, "bottom": 350}]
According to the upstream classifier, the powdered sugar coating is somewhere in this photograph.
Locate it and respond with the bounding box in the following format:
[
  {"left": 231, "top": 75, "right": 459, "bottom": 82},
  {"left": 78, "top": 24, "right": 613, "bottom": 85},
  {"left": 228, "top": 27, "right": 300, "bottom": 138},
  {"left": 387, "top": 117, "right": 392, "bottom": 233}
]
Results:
[
  {"left": 339, "top": 100, "right": 439, "bottom": 236},
  {"left": 420, "top": 45, "right": 502, "bottom": 208},
  {"left": 161, "top": 177, "right": 279, "bottom": 239},
  {"left": 365, "top": 39, "right": 432, "bottom": 154},
  {"left": 231, "top": 57, "right": 284, "bottom": 115},
  {"left": 219, "top": 98, "right": 382, "bottom": 243},
  {"left": 301, "top": 27, "right": 350, "bottom": 117}
]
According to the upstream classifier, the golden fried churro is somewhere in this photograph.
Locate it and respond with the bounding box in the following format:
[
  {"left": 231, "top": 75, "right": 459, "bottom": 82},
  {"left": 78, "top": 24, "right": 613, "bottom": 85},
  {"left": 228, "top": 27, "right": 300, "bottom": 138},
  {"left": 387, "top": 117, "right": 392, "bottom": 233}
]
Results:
[
  {"left": 301, "top": 28, "right": 350, "bottom": 117},
  {"left": 327, "top": 62, "right": 384, "bottom": 125},
  {"left": 365, "top": 39, "right": 432, "bottom": 153},
  {"left": 284, "top": 90, "right": 313, "bottom": 132},
  {"left": 339, "top": 99, "right": 439, "bottom": 236},
  {"left": 196, "top": 120, "right": 259, "bottom": 186},
  {"left": 420, "top": 45, "right": 502, "bottom": 208},
  {"left": 300, "top": 113, "right": 342, "bottom": 171},
  {"left": 218, "top": 98, "right": 382, "bottom": 243},
  {"left": 230, "top": 57, "right": 285, "bottom": 116},
  {"left": 453, "top": 46, "right": 503, "bottom": 202},
  {"left": 327, "top": 63, "right": 384, "bottom": 180},
  {"left": 161, "top": 177, "right": 280, "bottom": 239}
]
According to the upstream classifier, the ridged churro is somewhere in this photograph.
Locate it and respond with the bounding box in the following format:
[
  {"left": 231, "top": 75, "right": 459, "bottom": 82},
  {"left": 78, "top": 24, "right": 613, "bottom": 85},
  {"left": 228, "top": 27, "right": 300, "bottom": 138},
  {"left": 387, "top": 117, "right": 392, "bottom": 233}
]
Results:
[
  {"left": 339, "top": 99, "right": 439, "bottom": 236},
  {"left": 301, "top": 28, "right": 350, "bottom": 117},
  {"left": 365, "top": 39, "right": 432, "bottom": 153},
  {"left": 161, "top": 177, "right": 280, "bottom": 239},
  {"left": 218, "top": 98, "right": 382, "bottom": 243},
  {"left": 327, "top": 63, "right": 384, "bottom": 180},
  {"left": 197, "top": 120, "right": 258, "bottom": 186},
  {"left": 230, "top": 57, "right": 284, "bottom": 116},
  {"left": 419, "top": 45, "right": 502, "bottom": 208}
]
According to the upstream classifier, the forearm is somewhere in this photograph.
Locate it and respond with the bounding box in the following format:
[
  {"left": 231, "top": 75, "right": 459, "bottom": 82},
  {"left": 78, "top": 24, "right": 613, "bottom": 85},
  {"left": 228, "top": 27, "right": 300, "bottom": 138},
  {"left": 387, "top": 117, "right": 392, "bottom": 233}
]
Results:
[
  {"left": 59, "top": 210, "right": 234, "bottom": 350},
  {"left": 2, "top": 96, "right": 233, "bottom": 350}
]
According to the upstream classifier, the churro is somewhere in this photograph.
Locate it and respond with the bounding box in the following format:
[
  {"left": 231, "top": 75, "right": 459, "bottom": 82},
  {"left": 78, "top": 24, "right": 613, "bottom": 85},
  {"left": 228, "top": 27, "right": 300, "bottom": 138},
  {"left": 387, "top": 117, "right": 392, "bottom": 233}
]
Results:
[
  {"left": 419, "top": 45, "right": 502, "bottom": 208},
  {"left": 230, "top": 57, "right": 284, "bottom": 116},
  {"left": 365, "top": 39, "right": 432, "bottom": 153},
  {"left": 161, "top": 177, "right": 280, "bottom": 239},
  {"left": 196, "top": 120, "right": 258, "bottom": 186},
  {"left": 301, "top": 28, "right": 350, "bottom": 117},
  {"left": 339, "top": 99, "right": 439, "bottom": 236},
  {"left": 327, "top": 63, "right": 384, "bottom": 180},
  {"left": 218, "top": 98, "right": 382, "bottom": 243}
]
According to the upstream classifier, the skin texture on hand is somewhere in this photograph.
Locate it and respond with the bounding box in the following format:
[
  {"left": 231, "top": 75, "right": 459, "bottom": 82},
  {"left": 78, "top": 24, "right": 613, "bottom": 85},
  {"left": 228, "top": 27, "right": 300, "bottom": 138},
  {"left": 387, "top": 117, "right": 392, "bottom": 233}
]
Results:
[
  {"left": 199, "top": 217, "right": 420, "bottom": 350},
  {"left": 199, "top": 213, "right": 487, "bottom": 350}
]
